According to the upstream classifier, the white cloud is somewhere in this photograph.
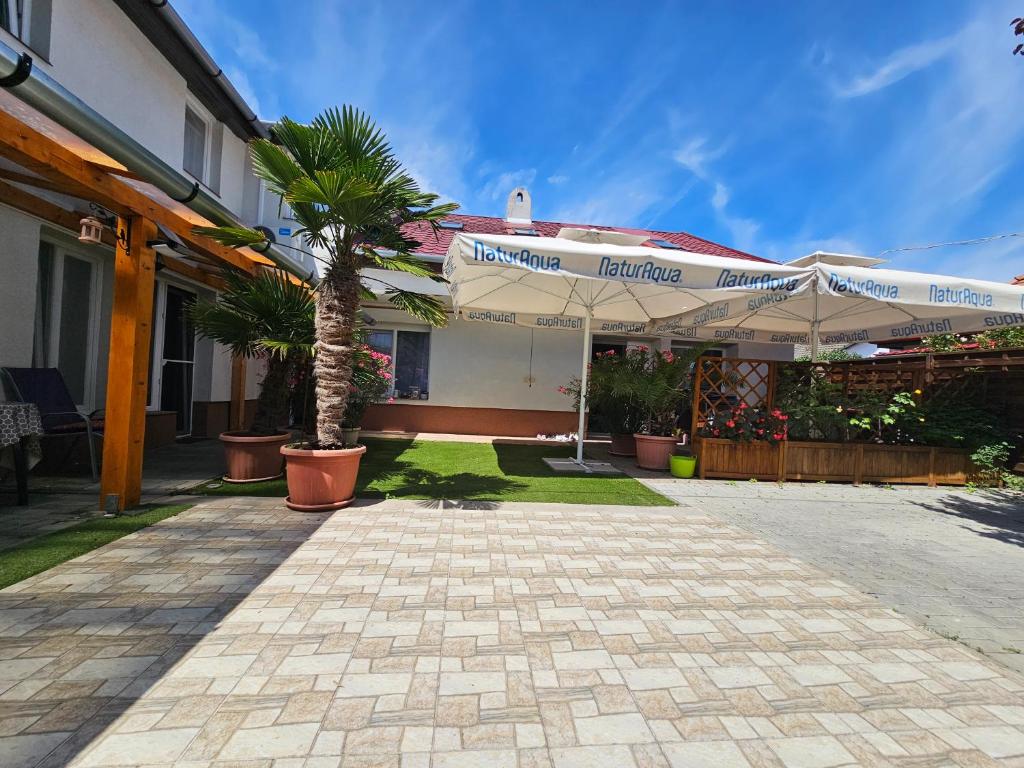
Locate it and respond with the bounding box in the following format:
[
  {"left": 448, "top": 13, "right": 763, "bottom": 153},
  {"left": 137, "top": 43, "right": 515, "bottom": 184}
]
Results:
[
  {"left": 480, "top": 169, "right": 537, "bottom": 201},
  {"left": 547, "top": 174, "right": 569, "bottom": 185},
  {"left": 834, "top": 36, "right": 956, "bottom": 98},
  {"left": 672, "top": 137, "right": 725, "bottom": 180}
]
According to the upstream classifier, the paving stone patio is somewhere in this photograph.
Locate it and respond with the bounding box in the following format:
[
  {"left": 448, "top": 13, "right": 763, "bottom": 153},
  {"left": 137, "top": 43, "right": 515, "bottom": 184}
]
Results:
[
  {"left": 639, "top": 479, "right": 1024, "bottom": 675},
  {"left": 3, "top": 497, "right": 1024, "bottom": 766}
]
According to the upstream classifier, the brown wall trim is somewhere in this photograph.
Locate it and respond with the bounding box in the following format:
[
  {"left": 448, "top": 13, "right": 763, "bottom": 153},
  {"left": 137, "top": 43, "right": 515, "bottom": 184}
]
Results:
[{"left": 361, "top": 404, "right": 579, "bottom": 437}]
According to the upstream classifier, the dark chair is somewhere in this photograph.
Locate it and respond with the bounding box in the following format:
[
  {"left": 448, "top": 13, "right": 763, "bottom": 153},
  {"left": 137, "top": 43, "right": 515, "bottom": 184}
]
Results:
[{"left": 0, "top": 367, "right": 104, "bottom": 480}]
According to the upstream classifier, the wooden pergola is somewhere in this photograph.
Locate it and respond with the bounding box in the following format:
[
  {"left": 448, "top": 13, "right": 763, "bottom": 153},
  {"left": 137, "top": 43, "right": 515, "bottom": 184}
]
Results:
[{"left": 0, "top": 92, "right": 275, "bottom": 511}]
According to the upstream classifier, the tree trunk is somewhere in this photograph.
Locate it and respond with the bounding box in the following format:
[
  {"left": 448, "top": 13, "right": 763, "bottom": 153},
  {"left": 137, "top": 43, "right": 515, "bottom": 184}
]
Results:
[
  {"left": 313, "top": 266, "right": 361, "bottom": 448},
  {"left": 250, "top": 356, "right": 290, "bottom": 435}
]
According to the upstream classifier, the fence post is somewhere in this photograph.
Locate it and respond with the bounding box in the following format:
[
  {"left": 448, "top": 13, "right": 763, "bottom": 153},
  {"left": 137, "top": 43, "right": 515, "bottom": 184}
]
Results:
[{"left": 854, "top": 444, "right": 864, "bottom": 486}]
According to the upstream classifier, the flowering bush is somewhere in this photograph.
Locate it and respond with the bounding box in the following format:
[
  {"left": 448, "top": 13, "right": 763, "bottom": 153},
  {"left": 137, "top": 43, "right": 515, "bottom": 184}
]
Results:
[
  {"left": 342, "top": 345, "right": 394, "bottom": 428},
  {"left": 701, "top": 403, "right": 789, "bottom": 444}
]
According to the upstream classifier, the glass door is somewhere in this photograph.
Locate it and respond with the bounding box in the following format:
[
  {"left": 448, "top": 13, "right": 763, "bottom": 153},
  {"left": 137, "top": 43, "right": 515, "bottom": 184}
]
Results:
[{"left": 159, "top": 284, "right": 196, "bottom": 434}]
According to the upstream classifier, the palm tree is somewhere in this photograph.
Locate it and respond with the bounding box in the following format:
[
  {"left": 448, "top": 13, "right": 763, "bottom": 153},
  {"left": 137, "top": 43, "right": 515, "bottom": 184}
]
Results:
[
  {"left": 188, "top": 268, "right": 314, "bottom": 435},
  {"left": 196, "top": 107, "right": 456, "bottom": 447}
]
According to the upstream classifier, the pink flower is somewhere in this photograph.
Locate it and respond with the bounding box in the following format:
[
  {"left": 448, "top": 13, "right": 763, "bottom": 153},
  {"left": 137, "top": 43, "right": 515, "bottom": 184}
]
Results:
[
  {"left": 726, "top": 420, "right": 735, "bottom": 428},
  {"left": 386, "top": 397, "right": 395, "bottom": 404}
]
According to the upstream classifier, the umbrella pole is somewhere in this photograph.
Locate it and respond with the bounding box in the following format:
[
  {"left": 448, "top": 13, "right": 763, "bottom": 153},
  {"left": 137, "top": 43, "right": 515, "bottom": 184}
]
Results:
[
  {"left": 575, "top": 312, "right": 592, "bottom": 466},
  {"left": 810, "top": 269, "right": 821, "bottom": 363}
]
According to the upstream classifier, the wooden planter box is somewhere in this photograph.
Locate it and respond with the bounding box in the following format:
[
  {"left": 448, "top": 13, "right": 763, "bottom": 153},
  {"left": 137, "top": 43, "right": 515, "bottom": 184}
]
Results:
[{"left": 695, "top": 437, "right": 972, "bottom": 486}]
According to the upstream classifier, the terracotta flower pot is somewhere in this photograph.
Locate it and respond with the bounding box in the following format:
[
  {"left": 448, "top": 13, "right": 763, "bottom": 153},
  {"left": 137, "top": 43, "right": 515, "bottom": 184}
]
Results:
[
  {"left": 608, "top": 433, "right": 637, "bottom": 457},
  {"left": 633, "top": 434, "right": 679, "bottom": 471},
  {"left": 219, "top": 431, "right": 290, "bottom": 483},
  {"left": 280, "top": 443, "right": 366, "bottom": 512}
]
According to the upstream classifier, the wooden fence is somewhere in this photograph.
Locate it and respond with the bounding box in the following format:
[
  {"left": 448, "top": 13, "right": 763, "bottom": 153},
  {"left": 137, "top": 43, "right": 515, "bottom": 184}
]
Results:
[{"left": 689, "top": 348, "right": 1024, "bottom": 485}]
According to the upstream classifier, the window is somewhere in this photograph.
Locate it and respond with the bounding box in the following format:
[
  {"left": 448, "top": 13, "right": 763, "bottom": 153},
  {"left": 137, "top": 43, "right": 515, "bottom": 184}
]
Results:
[
  {"left": 514, "top": 227, "right": 539, "bottom": 236},
  {"left": 649, "top": 238, "right": 682, "bottom": 249},
  {"left": 364, "top": 329, "right": 431, "bottom": 399},
  {"left": 438, "top": 220, "right": 463, "bottom": 230},
  {"left": 183, "top": 106, "right": 207, "bottom": 182},
  {"left": 32, "top": 240, "right": 101, "bottom": 407},
  {"left": 1, "top": 0, "right": 51, "bottom": 59},
  {"left": 395, "top": 331, "right": 430, "bottom": 396}
]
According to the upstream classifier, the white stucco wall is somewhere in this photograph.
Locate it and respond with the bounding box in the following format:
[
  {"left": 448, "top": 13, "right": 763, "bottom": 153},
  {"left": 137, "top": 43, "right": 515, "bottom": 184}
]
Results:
[
  {"left": 0, "top": 207, "right": 42, "bottom": 368},
  {"left": 423, "top": 318, "right": 583, "bottom": 411},
  {"left": 0, "top": 0, "right": 252, "bottom": 218}
]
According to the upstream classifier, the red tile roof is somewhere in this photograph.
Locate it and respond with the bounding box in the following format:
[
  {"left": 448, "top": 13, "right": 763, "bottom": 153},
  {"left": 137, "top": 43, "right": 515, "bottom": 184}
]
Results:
[
  {"left": 402, "top": 213, "right": 772, "bottom": 263},
  {"left": 1014, "top": 274, "right": 1024, "bottom": 285}
]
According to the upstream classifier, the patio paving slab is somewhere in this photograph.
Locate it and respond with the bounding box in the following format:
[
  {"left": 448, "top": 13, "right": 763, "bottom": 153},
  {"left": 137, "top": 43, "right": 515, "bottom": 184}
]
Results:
[
  {"left": 1, "top": 497, "right": 1024, "bottom": 766},
  {"left": 641, "top": 478, "right": 1024, "bottom": 673}
]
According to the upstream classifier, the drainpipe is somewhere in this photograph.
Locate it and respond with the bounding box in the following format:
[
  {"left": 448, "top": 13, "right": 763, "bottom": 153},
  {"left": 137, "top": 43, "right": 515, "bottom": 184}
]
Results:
[{"left": 0, "top": 40, "right": 312, "bottom": 282}]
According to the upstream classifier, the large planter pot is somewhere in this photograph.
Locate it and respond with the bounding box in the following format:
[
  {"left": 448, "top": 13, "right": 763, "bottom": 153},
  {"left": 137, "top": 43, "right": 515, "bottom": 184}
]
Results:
[
  {"left": 608, "top": 433, "right": 637, "bottom": 457},
  {"left": 280, "top": 443, "right": 367, "bottom": 512},
  {"left": 633, "top": 434, "right": 678, "bottom": 471},
  {"left": 219, "top": 431, "right": 290, "bottom": 483},
  {"left": 669, "top": 454, "right": 697, "bottom": 478}
]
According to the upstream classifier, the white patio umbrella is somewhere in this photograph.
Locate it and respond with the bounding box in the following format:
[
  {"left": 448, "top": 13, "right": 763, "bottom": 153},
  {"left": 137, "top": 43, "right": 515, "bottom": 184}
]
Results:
[
  {"left": 443, "top": 230, "right": 812, "bottom": 467},
  {"left": 653, "top": 252, "right": 1024, "bottom": 359}
]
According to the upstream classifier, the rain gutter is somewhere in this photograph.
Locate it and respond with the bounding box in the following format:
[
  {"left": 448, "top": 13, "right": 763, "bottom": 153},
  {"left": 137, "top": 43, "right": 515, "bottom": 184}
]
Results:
[{"left": 0, "top": 39, "right": 312, "bottom": 282}]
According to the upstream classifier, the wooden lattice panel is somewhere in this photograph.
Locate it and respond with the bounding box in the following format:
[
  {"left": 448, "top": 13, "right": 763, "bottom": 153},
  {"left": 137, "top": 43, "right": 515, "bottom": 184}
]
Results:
[{"left": 692, "top": 356, "right": 774, "bottom": 433}]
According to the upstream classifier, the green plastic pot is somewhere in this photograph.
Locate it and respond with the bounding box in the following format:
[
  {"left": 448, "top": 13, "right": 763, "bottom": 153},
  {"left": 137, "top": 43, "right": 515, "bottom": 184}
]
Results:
[{"left": 669, "top": 454, "right": 697, "bottom": 478}]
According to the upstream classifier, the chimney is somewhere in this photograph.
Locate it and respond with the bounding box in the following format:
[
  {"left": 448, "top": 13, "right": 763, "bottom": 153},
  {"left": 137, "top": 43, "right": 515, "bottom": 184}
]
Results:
[{"left": 505, "top": 187, "right": 532, "bottom": 224}]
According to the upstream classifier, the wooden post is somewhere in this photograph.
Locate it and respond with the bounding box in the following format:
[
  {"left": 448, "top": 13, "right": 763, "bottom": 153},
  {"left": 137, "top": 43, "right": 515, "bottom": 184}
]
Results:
[
  {"left": 229, "top": 355, "right": 247, "bottom": 432},
  {"left": 777, "top": 439, "right": 787, "bottom": 482},
  {"left": 853, "top": 444, "right": 864, "bottom": 486},
  {"left": 99, "top": 217, "right": 158, "bottom": 511},
  {"left": 690, "top": 357, "right": 704, "bottom": 441},
  {"left": 928, "top": 447, "right": 937, "bottom": 487}
]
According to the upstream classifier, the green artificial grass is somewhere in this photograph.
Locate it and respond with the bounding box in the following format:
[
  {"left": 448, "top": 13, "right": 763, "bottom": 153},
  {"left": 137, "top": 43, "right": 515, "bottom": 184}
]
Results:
[
  {"left": 197, "top": 438, "right": 670, "bottom": 506},
  {"left": 0, "top": 503, "right": 192, "bottom": 590}
]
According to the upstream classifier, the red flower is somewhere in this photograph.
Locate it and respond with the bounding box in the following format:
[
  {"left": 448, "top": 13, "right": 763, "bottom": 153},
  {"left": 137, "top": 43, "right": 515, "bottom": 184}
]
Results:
[
  {"left": 726, "top": 420, "right": 735, "bottom": 428},
  {"left": 739, "top": 402, "right": 748, "bottom": 409},
  {"left": 773, "top": 433, "right": 783, "bottom": 440},
  {"left": 756, "top": 429, "right": 764, "bottom": 435}
]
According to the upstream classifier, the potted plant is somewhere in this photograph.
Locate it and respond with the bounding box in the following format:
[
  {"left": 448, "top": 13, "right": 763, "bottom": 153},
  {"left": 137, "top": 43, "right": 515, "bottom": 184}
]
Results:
[
  {"left": 189, "top": 268, "right": 314, "bottom": 482},
  {"left": 558, "top": 348, "right": 645, "bottom": 456},
  {"left": 197, "top": 106, "right": 455, "bottom": 511},
  {"left": 340, "top": 344, "right": 394, "bottom": 446},
  {"left": 619, "top": 344, "right": 710, "bottom": 470}
]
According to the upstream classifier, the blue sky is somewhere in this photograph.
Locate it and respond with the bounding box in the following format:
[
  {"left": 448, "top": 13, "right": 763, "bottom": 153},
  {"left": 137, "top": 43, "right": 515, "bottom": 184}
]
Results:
[{"left": 177, "top": 0, "right": 1024, "bottom": 280}]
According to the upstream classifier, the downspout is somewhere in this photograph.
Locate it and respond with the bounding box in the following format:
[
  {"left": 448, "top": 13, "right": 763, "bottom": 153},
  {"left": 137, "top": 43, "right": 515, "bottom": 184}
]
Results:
[{"left": 0, "top": 41, "right": 312, "bottom": 282}]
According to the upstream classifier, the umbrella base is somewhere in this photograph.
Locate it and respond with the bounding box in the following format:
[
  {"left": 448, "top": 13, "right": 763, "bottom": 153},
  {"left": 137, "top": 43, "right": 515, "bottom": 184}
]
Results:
[{"left": 543, "top": 457, "right": 622, "bottom": 475}]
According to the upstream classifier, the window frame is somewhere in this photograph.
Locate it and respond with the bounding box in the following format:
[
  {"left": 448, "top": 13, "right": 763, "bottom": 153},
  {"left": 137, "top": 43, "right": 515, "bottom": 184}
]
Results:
[
  {"left": 364, "top": 327, "right": 432, "bottom": 400},
  {"left": 182, "top": 97, "right": 215, "bottom": 186},
  {"left": 0, "top": 0, "right": 51, "bottom": 60},
  {"left": 33, "top": 237, "right": 104, "bottom": 410}
]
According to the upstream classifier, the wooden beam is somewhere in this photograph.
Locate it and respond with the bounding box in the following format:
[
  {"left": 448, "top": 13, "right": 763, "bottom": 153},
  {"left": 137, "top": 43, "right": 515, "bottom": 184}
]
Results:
[
  {"left": 159, "top": 255, "right": 226, "bottom": 291},
  {"left": 0, "top": 108, "right": 262, "bottom": 274},
  {"left": 0, "top": 179, "right": 118, "bottom": 246},
  {"left": 229, "top": 355, "right": 247, "bottom": 432},
  {"left": 99, "top": 216, "right": 158, "bottom": 511}
]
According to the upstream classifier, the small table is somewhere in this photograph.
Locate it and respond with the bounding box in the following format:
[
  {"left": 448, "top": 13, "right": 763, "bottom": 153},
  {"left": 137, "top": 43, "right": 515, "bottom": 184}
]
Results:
[{"left": 0, "top": 402, "right": 44, "bottom": 506}]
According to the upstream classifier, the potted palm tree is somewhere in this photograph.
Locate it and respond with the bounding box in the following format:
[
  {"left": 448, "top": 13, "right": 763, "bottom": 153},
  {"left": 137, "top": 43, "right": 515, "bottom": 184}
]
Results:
[
  {"left": 196, "top": 106, "right": 455, "bottom": 511},
  {"left": 189, "top": 268, "right": 314, "bottom": 482}
]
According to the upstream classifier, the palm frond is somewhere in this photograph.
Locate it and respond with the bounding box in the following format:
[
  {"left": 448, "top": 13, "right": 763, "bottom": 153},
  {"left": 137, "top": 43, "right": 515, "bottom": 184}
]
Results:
[
  {"left": 384, "top": 290, "right": 449, "bottom": 327},
  {"left": 193, "top": 225, "right": 268, "bottom": 249}
]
